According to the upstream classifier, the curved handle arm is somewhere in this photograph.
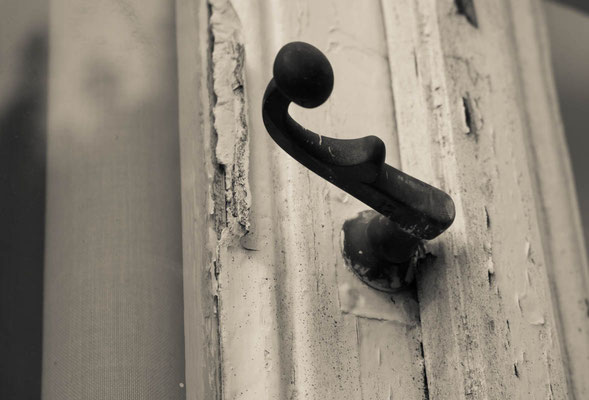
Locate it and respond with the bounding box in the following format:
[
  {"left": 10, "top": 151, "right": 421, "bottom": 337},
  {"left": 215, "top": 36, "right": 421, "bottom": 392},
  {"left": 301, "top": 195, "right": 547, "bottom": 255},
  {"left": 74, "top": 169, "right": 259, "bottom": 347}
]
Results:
[{"left": 262, "top": 42, "right": 455, "bottom": 241}]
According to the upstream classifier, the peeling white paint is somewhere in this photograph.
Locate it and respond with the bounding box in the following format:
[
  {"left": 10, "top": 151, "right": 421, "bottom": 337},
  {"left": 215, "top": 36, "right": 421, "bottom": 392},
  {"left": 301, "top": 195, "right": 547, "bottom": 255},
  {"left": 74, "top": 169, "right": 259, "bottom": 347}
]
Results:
[
  {"left": 209, "top": 0, "right": 251, "bottom": 239},
  {"left": 180, "top": 0, "right": 585, "bottom": 398},
  {"left": 487, "top": 258, "right": 495, "bottom": 276}
]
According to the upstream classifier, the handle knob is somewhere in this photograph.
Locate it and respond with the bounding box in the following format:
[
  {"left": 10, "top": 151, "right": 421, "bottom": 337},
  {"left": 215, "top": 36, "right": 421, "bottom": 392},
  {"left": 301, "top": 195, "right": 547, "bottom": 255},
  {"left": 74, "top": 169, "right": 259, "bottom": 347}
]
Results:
[
  {"left": 273, "top": 41, "right": 333, "bottom": 108},
  {"left": 262, "top": 42, "right": 455, "bottom": 292}
]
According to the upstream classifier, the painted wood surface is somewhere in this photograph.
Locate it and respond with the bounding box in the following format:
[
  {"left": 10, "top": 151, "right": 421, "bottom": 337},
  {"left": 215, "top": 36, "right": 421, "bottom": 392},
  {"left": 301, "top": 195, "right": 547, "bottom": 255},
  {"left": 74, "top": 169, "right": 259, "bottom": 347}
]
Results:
[
  {"left": 208, "top": 0, "right": 426, "bottom": 398},
  {"left": 380, "top": 0, "right": 575, "bottom": 398},
  {"left": 2, "top": 0, "right": 584, "bottom": 399},
  {"left": 511, "top": 1, "right": 589, "bottom": 397},
  {"left": 176, "top": 0, "right": 430, "bottom": 398},
  {"left": 182, "top": 0, "right": 589, "bottom": 398},
  {"left": 176, "top": 0, "right": 221, "bottom": 399}
]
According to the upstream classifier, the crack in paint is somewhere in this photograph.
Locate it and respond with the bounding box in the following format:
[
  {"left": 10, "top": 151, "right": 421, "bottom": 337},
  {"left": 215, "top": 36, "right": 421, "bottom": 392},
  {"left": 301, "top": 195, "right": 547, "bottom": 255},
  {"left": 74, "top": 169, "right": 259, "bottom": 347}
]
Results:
[
  {"left": 209, "top": 0, "right": 251, "bottom": 243},
  {"left": 207, "top": 1, "right": 251, "bottom": 398},
  {"left": 454, "top": 0, "right": 478, "bottom": 28}
]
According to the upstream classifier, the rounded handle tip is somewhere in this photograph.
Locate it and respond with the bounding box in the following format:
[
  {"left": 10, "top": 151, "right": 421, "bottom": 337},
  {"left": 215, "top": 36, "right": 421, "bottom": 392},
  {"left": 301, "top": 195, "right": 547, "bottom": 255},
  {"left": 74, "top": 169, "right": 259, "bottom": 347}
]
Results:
[{"left": 273, "top": 41, "right": 334, "bottom": 108}]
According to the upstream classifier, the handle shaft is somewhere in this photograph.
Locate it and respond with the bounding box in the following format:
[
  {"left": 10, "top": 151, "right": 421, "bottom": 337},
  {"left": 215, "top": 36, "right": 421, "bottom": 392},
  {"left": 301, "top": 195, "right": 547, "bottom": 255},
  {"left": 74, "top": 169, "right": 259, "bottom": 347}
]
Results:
[{"left": 262, "top": 42, "right": 455, "bottom": 241}]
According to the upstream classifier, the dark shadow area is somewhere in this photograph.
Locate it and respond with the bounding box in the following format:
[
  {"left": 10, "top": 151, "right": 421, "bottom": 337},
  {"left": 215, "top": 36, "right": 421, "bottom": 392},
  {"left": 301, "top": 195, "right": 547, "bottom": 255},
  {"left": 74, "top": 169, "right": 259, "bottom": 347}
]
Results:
[
  {"left": 545, "top": 2, "right": 589, "bottom": 258},
  {"left": 0, "top": 32, "right": 48, "bottom": 400},
  {"left": 552, "top": 0, "right": 589, "bottom": 15}
]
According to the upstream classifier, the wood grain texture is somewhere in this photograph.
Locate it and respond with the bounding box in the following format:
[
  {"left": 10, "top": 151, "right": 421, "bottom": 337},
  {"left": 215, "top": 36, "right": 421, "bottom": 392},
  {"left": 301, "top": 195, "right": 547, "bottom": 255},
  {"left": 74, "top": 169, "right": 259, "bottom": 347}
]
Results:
[
  {"left": 176, "top": 0, "right": 220, "bottom": 399},
  {"left": 510, "top": 1, "right": 589, "bottom": 397},
  {"left": 174, "top": 0, "right": 587, "bottom": 398},
  {"left": 381, "top": 0, "right": 576, "bottom": 398},
  {"left": 204, "top": 0, "right": 426, "bottom": 398}
]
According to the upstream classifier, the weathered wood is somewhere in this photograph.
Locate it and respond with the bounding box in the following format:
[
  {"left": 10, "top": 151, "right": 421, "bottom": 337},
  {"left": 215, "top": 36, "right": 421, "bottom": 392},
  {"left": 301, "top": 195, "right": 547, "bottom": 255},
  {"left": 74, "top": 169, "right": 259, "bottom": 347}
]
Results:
[
  {"left": 176, "top": 0, "right": 220, "bottom": 399},
  {"left": 174, "top": 0, "right": 588, "bottom": 398},
  {"left": 510, "top": 1, "right": 589, "bottom": 397},
  {"left": 1, "top": 0, "right": 579, "bottom": 398},
  {"left": 381, "top": 0, "right": 573, "bottom": 398},
  {"left": 194, "top": 0, "right": 427, "bottom": 398}
]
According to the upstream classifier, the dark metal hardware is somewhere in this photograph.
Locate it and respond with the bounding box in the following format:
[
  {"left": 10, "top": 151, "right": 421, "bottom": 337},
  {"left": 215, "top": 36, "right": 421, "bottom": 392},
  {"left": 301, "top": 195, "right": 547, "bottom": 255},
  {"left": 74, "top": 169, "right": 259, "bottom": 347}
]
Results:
[{"left": 262, "top": 42, "right": 455, "bottom": 292}]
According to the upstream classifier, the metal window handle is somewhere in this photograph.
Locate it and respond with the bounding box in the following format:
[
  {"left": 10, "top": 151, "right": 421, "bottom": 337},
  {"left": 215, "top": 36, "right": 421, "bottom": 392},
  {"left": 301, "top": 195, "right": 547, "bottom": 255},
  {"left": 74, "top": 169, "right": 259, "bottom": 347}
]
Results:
[{"left": 262, "top": 42, "right": 455, "bottom": 292}]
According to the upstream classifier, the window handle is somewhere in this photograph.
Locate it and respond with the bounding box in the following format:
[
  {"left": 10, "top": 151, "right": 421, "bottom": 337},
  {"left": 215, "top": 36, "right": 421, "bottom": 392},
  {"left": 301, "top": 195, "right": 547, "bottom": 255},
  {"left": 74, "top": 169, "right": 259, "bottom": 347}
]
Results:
[{"left": 262, "top": 42, "right": 455, "bottom": 292}]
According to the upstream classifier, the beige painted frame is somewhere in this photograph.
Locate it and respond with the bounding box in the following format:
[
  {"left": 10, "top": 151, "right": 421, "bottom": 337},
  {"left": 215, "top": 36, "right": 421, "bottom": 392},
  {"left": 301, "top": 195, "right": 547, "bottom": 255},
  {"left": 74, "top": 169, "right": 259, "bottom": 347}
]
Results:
[{"left": 176, "top": 0, "right": 589, "bottom": 399}]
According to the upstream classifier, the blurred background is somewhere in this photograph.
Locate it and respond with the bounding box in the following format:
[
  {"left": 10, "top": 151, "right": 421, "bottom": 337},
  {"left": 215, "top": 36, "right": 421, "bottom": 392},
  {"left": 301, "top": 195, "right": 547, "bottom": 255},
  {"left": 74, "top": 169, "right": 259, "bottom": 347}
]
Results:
[
  {"left": 1, "top": 1, "right": 48, "bottom": 398},
  {"left": 544, "top": 1, "right": 589, "bottom": 259},
  {"left": 1, "top": 1, "right": 185, "bottom": 399},
  {"left": 0, "top": 1, "right": 587, "bottom": 399}
]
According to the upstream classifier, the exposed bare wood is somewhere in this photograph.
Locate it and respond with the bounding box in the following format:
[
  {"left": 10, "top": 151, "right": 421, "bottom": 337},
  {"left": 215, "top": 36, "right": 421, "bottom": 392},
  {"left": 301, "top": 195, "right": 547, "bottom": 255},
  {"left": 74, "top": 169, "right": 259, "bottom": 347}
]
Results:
[
  {"left": 382, "top": 0, "right": 571, "bottom": 398},
  {"left": 200, "top": 0, "right": 427, "bottom": 398},
  {"left": 1, "top": 0, "right": 579, "bottom": 398},
  {"left": 173, "top": 0, "right": 588, "bottom": 398}
]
